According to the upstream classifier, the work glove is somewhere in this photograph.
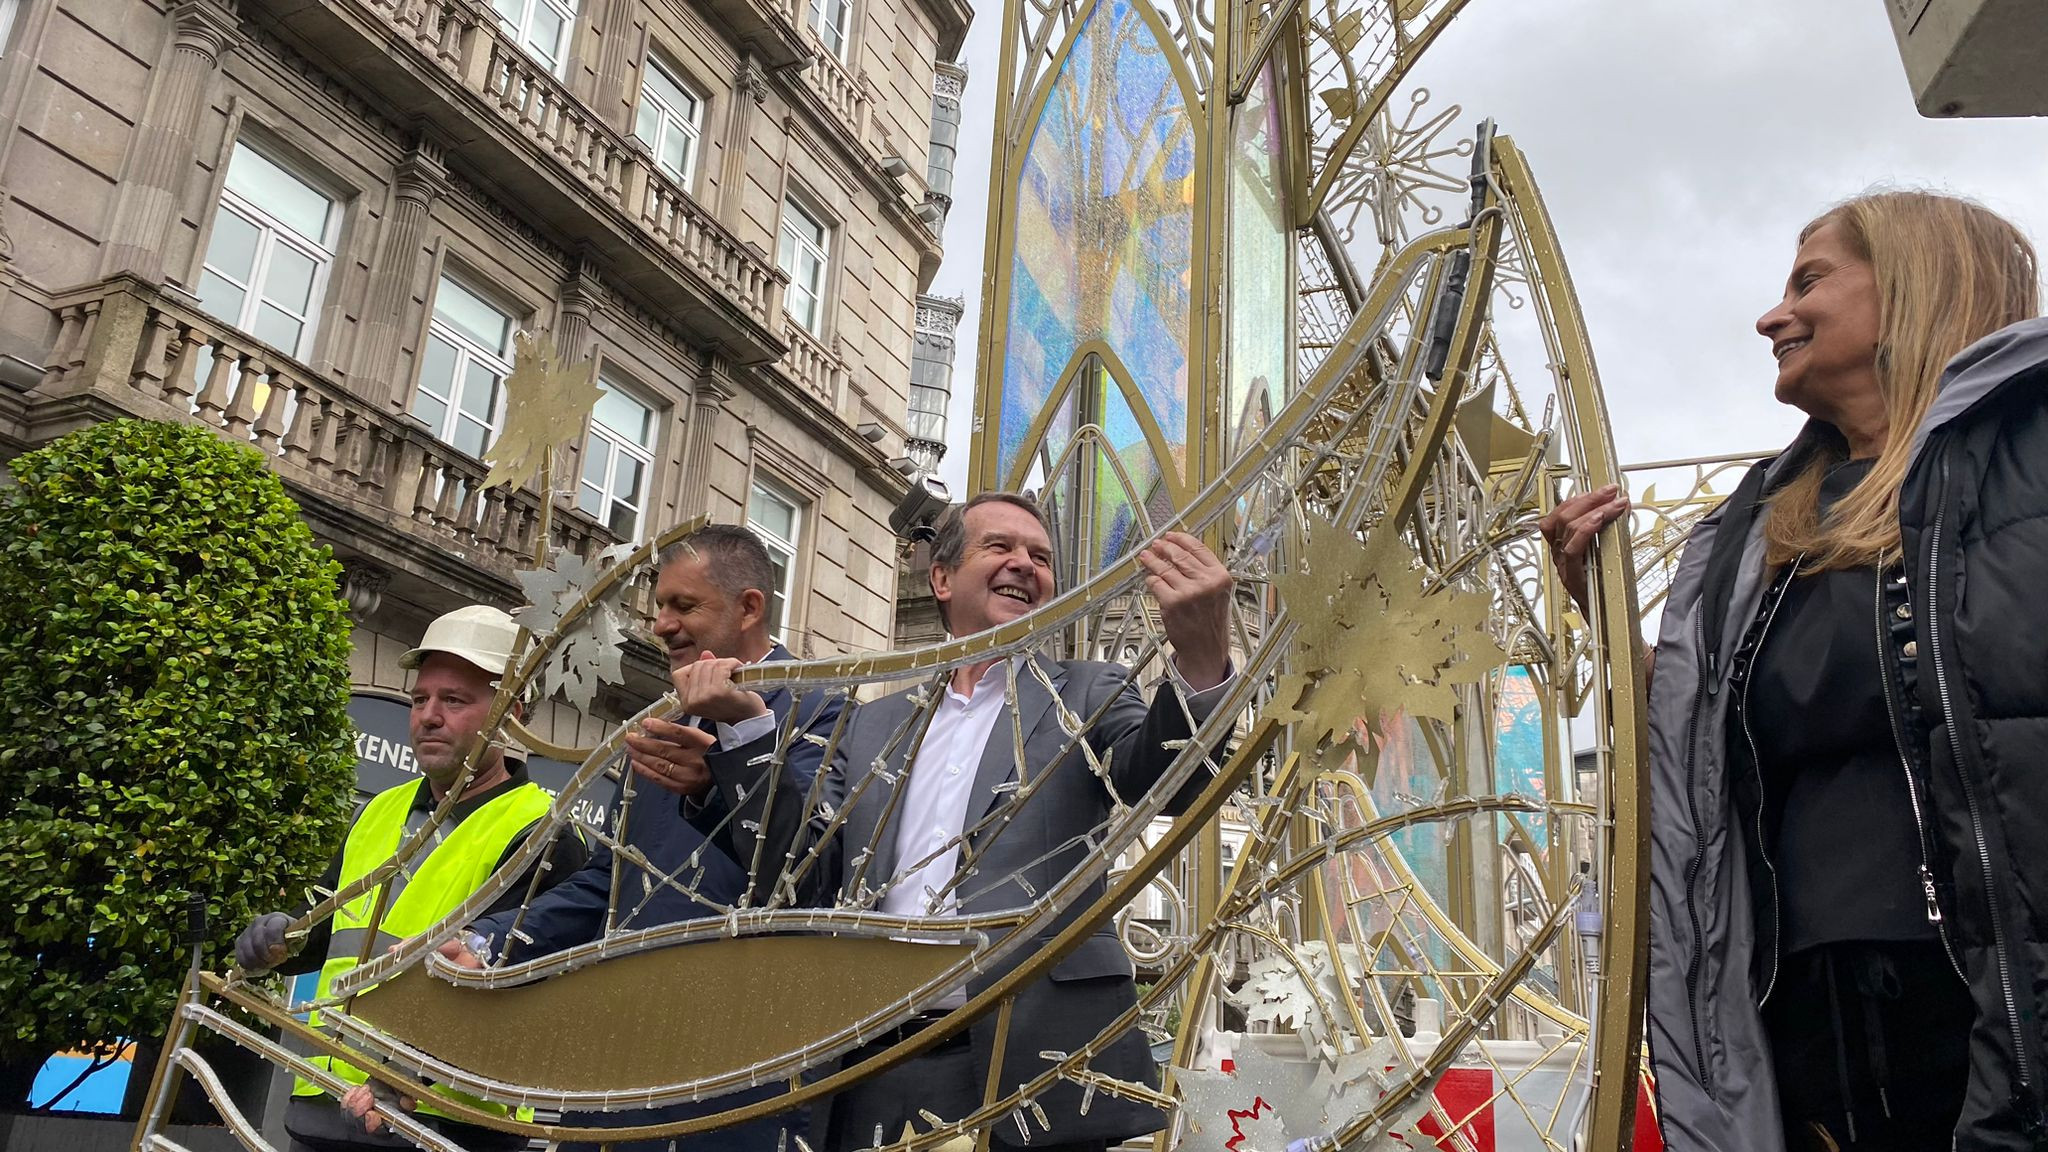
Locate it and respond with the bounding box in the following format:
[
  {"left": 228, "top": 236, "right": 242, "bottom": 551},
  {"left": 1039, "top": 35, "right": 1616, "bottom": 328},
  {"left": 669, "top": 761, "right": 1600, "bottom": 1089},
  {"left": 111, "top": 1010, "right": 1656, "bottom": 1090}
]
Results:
[{"left": 234, "top": 911, "right": 295, "bottom": 971}]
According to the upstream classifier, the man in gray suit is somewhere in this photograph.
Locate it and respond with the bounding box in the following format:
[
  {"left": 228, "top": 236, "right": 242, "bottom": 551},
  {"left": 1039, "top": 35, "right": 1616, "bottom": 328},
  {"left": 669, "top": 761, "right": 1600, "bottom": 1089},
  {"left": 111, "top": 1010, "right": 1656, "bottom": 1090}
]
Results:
[{"left": 672, "top": 492, "right": 1235, "bottom": 1152}]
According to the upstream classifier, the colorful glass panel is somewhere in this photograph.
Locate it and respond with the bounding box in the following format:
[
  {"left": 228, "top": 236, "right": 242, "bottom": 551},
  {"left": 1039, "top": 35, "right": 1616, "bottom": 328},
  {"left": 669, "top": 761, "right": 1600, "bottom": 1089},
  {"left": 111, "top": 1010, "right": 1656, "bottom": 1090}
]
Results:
[
  {"left": 1368, "top": 715, "right": 1457, "bottom": 977},
  {"left": 1494, "top": 666, "right": 1547, "bottom": 850},
  {"left": 998, "top": 0, "right": 1196, "bottom": 493},
  {"left": 1089, "top": 365, "right": 1173, "bottom": 568}
]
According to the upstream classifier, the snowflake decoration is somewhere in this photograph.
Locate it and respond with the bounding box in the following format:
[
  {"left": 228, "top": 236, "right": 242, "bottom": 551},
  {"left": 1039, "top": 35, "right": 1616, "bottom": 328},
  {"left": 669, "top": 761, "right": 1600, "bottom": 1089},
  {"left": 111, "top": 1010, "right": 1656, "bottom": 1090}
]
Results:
[{"left": 1264, "top": 511, "right": 1505, "bottom": 783}]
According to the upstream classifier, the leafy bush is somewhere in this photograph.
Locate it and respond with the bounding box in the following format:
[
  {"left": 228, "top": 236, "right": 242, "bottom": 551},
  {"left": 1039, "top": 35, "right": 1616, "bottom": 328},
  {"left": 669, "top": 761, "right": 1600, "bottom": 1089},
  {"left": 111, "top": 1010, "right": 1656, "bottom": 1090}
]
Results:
[{"left": 0, "top": 419, "right": 355, "bottom": 1069}]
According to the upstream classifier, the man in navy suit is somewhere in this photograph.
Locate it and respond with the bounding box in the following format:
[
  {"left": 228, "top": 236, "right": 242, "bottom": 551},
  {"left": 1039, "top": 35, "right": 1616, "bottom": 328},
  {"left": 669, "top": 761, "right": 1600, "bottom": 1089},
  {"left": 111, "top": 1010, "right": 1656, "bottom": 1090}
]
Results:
[{"left": 433, "top": 523, "right": 840, "bottom": 1152}]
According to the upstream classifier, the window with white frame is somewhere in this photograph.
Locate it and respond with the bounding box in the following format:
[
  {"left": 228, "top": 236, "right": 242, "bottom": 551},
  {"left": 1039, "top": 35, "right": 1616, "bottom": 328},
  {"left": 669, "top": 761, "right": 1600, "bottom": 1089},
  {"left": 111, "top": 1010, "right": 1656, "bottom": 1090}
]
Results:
[
  {"left": 492, "top": 0, "right": 576, "bottom": 75},
  {"left": 0, "top": 0, "right": 24, "bottom": 57},
  {"left": 197, "top": 141, "right": 339, "bottom": 360},
  {"left": 777, "top": 200, "right": 831, "bottom": 336},
  {"left": 634, "top": 54, "right": 703, "bottom": 186},
  {"left": 411, "top": 275, "right": 517, "bottom": 460},
  {"left": 578, "top": 379, "right": 656, "bottom": 540},
  {"left": 805, "top": 0, "right": 851, "bottom": 60},
  {"left": 747, "top": 479, "right": 803, "bottom": 640}
]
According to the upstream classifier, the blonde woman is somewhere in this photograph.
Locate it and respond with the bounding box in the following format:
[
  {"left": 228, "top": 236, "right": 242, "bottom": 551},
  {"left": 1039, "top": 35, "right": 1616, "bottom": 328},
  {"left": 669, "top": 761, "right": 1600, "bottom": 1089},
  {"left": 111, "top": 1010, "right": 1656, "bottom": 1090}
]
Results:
[{"left": 1546, "top": 191, "right": 2045, "bottom": 1151}]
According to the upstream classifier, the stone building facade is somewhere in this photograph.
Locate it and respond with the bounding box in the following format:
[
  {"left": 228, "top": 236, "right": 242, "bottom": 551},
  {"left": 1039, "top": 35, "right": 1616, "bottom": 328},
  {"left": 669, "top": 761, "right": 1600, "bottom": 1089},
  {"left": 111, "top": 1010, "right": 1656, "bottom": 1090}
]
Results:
[{"left": 0, "top": 0, "right": 970, "bottom": 733}]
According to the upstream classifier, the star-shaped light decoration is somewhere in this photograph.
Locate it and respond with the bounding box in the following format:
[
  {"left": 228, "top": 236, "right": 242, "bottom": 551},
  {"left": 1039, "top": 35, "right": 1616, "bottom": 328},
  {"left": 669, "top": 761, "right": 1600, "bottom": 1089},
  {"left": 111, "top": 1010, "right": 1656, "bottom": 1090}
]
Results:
[
  {"left": 1262, "top": 511, "right": 1505, "bottom": 785},
  {"left": 515, "top": 548, "right": 605, "bottom": 638},
  {"left": 483, "top": 330, "right": 604, "bottom": 492},
  {"left": 1225, "top": 941, "right": 1364, "bottom": 1051},
  {"left": 1312, "top": 1039, "right": 1448, "bottom": 1151},
  {"left": 538, "top": 600, "right": 628, "bottom": 712}
]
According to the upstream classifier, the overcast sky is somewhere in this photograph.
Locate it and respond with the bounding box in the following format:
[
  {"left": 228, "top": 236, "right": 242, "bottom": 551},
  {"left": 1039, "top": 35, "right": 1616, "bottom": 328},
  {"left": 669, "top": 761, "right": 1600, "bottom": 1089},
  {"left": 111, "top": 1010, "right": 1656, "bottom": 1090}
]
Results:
[{"left": 923, "top": 0, "right": 2048, "bottom": 495}]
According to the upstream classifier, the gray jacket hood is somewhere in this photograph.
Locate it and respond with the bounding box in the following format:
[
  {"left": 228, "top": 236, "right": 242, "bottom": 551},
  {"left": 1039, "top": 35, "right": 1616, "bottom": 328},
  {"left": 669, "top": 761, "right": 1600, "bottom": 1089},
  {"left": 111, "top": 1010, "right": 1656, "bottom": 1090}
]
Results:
[{"left": 1911, "top": 316, "right": 2048, "bottom": 468}]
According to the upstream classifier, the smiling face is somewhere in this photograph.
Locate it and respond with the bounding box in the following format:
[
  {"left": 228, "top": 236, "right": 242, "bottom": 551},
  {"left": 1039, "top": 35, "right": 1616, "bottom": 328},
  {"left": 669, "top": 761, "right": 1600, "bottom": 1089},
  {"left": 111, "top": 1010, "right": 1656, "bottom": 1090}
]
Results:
[
  {"left": 1756, "top": 220, "right": 1885, "bottom": 429},
  {"left": 653, "top": 552, "right": 763, "bottom": 669},
  {"left": 409, "top": 652, "right": 506, "bottom": 792},
  {"left": 930, "top": 500, "right": 1057, "bottom": 637}
]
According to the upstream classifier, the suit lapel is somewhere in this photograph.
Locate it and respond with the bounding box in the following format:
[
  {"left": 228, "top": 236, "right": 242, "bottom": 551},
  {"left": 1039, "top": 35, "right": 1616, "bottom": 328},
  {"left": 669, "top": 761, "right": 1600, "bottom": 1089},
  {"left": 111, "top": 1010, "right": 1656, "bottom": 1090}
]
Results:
[
  {"left": 858, "top": 693, "right": 919, "bottom": 898},
  {"left": 966, "top": 654, "right": 1064, "bottom": 825}
]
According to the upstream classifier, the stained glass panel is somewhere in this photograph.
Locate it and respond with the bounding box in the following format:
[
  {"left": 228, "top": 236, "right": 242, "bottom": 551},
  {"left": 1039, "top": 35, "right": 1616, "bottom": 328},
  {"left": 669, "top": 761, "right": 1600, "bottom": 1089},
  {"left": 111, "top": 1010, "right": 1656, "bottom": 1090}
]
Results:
[
  {"left": 1089, "top": 365, "right": 1172, "bottom": 569},
  {"left": 998, "top": 0, "right": 1195, "bottom": 493}
]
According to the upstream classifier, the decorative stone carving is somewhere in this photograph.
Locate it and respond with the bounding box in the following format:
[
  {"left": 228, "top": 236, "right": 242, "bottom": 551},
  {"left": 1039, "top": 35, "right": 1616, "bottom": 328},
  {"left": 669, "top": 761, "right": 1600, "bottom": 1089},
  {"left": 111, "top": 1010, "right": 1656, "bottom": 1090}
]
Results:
[
  {"left": 0, "top": 184, "right": 15, "bottom": 269},
  {"left": 354, "top": 136, "right": 451, "bottom": 389},
  {"left": 340, "top": 559, "right": 393, "bottom": 618},
  {"left": 678, "top": 355, "right": 736, "bottom": 519},
  {"left": 736, "top": 56, "right": 771, "bottom": 106},
  {"left": 555, "top": 256, "right": 602, "bottom": 361}
]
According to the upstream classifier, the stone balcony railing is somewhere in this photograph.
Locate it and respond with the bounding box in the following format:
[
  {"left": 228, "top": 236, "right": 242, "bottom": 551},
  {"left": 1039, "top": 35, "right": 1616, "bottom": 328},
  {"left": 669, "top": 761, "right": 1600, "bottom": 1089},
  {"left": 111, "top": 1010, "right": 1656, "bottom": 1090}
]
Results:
[
  {"left": 777, "top": 321, "right": 845, "bottom": 409},
  {"left": 803, "top": 47, "right": 871, "bottom": 147},
  {"left": 463, "top": 11, "right": 785, "bottom": 330},
  {"left": 237, "top": 0, "right": 905, "bottom": 441},
  {"left": 255, "top": 0, "right": 788, "bottom": 364},
  {"left": 38, "top": 277, "right": 625, "bottom": 584}
]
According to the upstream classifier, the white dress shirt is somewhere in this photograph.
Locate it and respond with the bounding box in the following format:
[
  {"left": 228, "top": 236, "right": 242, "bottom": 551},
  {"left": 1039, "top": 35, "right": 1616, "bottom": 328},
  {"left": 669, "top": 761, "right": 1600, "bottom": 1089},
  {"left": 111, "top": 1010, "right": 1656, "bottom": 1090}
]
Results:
[
  {"left": 713, "top": 711, "right": 779, "bottom": 749},
  {"left": 878, "top": 661, "right": 1016, "bottom": 921},
  {"left": 877, "top": 656, "right": 1234, "bottom": 1008}
]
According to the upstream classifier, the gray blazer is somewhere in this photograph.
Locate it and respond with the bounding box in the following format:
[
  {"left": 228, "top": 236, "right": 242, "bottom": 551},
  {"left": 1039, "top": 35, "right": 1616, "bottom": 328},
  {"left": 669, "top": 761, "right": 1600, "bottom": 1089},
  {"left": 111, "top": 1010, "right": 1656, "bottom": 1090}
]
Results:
[{"left": 714, "top": 653, "right": 1225, "bottom": 1147}]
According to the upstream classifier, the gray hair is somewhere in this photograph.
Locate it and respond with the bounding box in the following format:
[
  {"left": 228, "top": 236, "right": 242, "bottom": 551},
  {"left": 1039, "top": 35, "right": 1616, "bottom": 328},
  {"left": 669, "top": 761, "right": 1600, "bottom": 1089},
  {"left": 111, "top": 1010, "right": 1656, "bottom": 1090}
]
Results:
[
  {"left": 928, "top": 492, "right": 1055, "bottom": 571},
  {"left": 928, "top": 493, "right": 1054, "bottom": 631},
  {"left": 659, "top": 523, "right": 776, "bottom": 607}
]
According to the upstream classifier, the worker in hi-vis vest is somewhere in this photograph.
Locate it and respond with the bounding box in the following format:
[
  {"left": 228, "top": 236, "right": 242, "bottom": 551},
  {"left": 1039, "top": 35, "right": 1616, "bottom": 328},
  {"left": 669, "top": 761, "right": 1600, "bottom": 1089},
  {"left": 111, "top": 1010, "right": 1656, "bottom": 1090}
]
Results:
[{"left": 232, "top": 604, "right": 588, "bottom": 1152}]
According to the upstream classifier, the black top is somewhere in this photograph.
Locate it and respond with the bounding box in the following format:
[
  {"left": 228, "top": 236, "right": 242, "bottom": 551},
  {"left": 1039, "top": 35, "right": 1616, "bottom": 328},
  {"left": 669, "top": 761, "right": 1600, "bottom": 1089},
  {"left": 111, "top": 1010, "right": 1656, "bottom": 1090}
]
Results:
[
  {"left": 1746, "top": 457, "right": 1933, "bottom": 952},
  {"left": 277, "top": 759, "right": 589, "bottom": 974}
]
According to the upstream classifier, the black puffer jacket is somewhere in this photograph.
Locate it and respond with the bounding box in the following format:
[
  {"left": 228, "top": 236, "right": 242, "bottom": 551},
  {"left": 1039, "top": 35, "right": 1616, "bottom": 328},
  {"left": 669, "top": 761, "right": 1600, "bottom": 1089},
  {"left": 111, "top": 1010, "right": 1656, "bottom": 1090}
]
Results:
[
  {"left": 1645, "top": 317, "right": 2048, "bottom": 1151},
  {"left": 1892, "top": 318, "right": 2048, "bottom": 1150}
]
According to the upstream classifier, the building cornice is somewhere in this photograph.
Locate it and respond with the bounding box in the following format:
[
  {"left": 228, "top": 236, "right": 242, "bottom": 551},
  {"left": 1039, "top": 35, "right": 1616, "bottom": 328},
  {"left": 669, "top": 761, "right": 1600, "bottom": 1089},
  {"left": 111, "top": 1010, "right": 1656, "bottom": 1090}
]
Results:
[
  {"left": 742, "top": 350, "right": 914, "bottom": 501},
  {"left": 923, "top": 0, "right": 973, "bottom": 61}
]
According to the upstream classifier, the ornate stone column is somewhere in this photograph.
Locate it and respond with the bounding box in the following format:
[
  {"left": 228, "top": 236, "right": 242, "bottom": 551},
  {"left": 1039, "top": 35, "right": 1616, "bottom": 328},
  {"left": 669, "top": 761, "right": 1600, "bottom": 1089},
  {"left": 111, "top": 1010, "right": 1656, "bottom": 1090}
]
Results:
[
  {"left": 588, "top": 0, "right": 640, "bottom": 131},
  {"left": 553, "top": 256, "right": 600, "bottom": 361},
  {"left": 923, "top": 62, "right": 967, "bottom": 234},
  {"left": 908, "top": 293, "right": 963, "bottom": 471},
  {"left": 353, "top": 139, "right": 448, "bottom": 397},
  {"left": 679, "top": 353, "right": 736, "bottom": 520},
  {"left": 715, "top": 55, "right": 769, "bottom": 231},
  {"left": 100, "top": 0, "right": 241, "bottom": 284}
]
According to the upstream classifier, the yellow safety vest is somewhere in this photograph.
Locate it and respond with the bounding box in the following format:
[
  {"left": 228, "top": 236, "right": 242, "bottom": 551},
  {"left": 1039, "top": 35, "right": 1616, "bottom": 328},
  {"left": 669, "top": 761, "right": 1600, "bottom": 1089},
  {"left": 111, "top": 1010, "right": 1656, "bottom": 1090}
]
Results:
[{"left": 293, "top": 776, "right": 553, "bottom": 1122}]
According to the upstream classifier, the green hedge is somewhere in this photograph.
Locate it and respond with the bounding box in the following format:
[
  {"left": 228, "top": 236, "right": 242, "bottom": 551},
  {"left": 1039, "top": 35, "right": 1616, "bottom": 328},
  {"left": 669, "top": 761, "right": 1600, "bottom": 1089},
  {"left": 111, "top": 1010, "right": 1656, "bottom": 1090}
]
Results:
[{"left": 0, "top": 419, "right": 356, "bottom": 1066}]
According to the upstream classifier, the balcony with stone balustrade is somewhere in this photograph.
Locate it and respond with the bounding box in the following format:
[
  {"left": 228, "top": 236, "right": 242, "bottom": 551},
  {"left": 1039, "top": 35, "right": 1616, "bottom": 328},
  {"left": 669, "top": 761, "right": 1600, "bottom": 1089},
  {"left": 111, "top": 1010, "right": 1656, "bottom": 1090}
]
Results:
[
  {"left": 31, "top": 275, "right": 655, "bottom": 617},
  {"left": 775, "top": 321, "right": 845, "bottom": 411},
  {"left": 802, "top": 46, "right": 872, "bottom": 149},
  {"left": 244, "top": 0, "right": 789, "bottom": 367}
]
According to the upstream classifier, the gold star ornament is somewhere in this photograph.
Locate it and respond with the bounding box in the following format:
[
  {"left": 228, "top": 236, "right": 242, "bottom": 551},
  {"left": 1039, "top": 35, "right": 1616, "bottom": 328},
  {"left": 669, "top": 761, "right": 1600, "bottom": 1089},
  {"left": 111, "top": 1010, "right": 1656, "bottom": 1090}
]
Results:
[{"left": 483, "top": 330, "right": 604, "bottom": 491}]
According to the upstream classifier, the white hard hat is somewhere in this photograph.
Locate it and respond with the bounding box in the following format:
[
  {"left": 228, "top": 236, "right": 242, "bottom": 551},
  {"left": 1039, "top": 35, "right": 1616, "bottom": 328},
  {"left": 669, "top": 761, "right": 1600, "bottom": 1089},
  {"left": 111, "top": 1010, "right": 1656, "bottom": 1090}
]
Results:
[{"left": 400, "top": 605, "right": 520, "bottom": 676}]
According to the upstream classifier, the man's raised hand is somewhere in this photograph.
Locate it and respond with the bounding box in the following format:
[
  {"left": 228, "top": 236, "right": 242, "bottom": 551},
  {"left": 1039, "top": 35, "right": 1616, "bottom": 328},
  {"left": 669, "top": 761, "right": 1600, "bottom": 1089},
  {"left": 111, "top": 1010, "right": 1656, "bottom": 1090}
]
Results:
[
  {"left": 341, "top": 1080, "right": 414, "bottom": 1135},
  {"left": 672, "top": 651, "right": 768, "bottom": 726},
  {"left": 1137, "top": 531, "right": 1233, "bottom": 692}
]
